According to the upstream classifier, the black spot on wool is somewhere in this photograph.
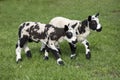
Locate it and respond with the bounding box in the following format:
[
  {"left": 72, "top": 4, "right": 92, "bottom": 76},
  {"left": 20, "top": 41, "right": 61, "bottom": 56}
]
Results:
[
  {"left": 26, "top": 23, "right": 30, "bottom": 26},
  {"left": 78, "top": 20, "right": 87, "bottom": 34},
  {"left": 16, "top": 44, "right": 18, "bottom": 48},
  {"left": 28, "top": 24, "right": 52, "bottom": 41},
  {"left": 20, "top": 35, "right": 28, "bottom": 48},
  {"left": 50, "top": 28, "right": 65, "bottom": 40},
  {"left": 86, "top": 42, "right": 89, "bottom": 46},
  {"left": 34, "top": 24, "right": 40, "bottom": 30},
  {"left": 18, "top": 23, "right": 25, "bottom": 38},
  {"left": 71, "top": 23, "right": 77, "bottom": 29}
]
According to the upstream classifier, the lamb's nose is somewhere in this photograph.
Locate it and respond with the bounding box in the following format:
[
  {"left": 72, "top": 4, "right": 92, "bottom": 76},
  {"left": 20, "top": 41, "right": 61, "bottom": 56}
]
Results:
[{"left": 72, "top": 39, "right": 77, "bottom": 44}]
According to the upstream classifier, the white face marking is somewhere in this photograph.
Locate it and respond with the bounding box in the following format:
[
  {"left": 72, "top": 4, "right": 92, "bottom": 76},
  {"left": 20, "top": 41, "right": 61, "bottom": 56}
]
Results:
[
  {"left": 92, "top": 15, "right": 101, "bottom": 30},
  {"left": 97, "top": 24, "right": 101, "bottom": 30}
]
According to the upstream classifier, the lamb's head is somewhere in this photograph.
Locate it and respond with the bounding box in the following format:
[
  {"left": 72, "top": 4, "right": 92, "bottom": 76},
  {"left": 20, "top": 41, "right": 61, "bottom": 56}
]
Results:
[{"left": 88, "top": 13, "right": 102, "bottom": 32}]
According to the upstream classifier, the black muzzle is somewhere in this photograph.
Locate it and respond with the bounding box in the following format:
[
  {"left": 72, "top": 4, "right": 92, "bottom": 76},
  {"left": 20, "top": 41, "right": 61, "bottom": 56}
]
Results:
[
  {"left": 96, "top": 27, "right": 102, "bottom": 32},
  {"left": 72, "top": 39, "right": 77, "bottom": 44}
]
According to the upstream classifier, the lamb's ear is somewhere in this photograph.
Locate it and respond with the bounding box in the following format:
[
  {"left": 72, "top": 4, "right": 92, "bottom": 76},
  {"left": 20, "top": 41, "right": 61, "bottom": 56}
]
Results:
[
  {"left": 64, "top": 25, "right": 68, "bottom": 32},
  {"left": 95, "top": 13, "right": 99, "bottom": 17},
  {"left": 72, "top": 23, "right": 77, "bottom": 29},
  {"left": 88, "top": 16, "right": 92, "bottom": 21}
]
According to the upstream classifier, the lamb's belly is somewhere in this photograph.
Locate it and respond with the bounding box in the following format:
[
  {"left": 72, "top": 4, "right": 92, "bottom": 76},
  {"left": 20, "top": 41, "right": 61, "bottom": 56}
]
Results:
[
  {"left": 77, "top": 35, "right": 86, "bottom": 42},
  {"left": 77, "top": 33, "right": 89, "bottom": 42},
  {"left": 58, "top": 37, "right": 65, "bottom": 43}
]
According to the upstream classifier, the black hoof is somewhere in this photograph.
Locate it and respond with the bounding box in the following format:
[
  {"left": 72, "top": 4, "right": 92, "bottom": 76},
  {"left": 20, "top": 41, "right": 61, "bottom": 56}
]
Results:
[
  {"left": 26, "top": 51, "right": 32, "bottom": 58},
  {"left": 44, "top": 56, "right": 49, "bottom": 60},
  {"left": 86, "top": 52, "right": 91, "bottom": 59},
  {"left": 58, "top": 61, "right": 64, "bottom": 66},
  {"left": 40, "top": 48, "right": 45, "bottom": 52},
  {"left": 16, "top": 58, "right": 22, "bottom": 63}
]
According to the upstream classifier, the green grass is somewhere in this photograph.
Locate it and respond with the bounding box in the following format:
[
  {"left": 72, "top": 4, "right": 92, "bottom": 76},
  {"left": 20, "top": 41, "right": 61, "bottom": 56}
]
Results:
[{"left": 0, "top": 0, "right": 120, "bottom": 80}]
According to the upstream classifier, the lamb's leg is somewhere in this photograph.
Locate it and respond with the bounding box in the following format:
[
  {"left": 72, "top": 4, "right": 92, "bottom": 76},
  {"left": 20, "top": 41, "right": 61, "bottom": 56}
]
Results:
[
  {"left": 16, "top": 35, "right": 28, "bottom": 63},
  {"left": 82, "top": 39, "right": 91, "bottom": 59},
  {"left": 69, "top": 43, "right": 77, "bottom": 59},
  {"left": 16, "top": 40, "right": 22, "bottom": 63},
  {"left": 40, "top": 43, "right": 46, "bottom": 52},
  {"left": 44, "top": 45, "right": 49, "bottom": 60},
  {"left": 23, "top": 43, "right": 32, "bottom": 58},
  {"left": 55, "top": 43, "right": 61, "bottom": 55},
  {"left": 48, "top": 42, "right": 64, "bottom": 65}
]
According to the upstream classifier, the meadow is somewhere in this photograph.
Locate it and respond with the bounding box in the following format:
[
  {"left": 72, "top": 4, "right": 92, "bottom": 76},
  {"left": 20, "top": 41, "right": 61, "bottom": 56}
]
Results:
[{"left": 0, "top": 0, "right": 120, "bottom": 80}]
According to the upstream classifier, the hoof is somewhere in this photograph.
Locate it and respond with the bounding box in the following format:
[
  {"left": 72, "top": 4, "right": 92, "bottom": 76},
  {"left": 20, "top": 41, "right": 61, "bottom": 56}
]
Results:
[
  {"left": 70, "top": 54, "right": 76, "bottom": 59},
  {"left": 44, "top": 56, "right": 49, "bottom": 60},
  {"left": 40, "top": 48, "right": 45, "bottom": 52},
  {"left": 16, "top": 58, "right": 22, "bottom": 63},
  {"left": 86, "top": 52, "right": 91, "bottom": 59},
  {"left": 57, "top": 61, "right": 64, "bottom": 66},
  {"left": 57, "top": 58, "right": 64, "bottom": 66},
  {"left": 26, "top": 51, "right": 32, "bottom": 58}
]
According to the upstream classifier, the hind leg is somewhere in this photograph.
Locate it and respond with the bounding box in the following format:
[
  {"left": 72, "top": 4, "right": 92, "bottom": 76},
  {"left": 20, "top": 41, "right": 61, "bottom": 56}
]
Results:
[
  {"left": 44, "top": 45, "right": 50, "bottom": 60},
  {"left": 23, "top": 43, "right": 32, "bottom": 58},
  {"left": 16, "top": 40, "right": 22, "bottom": 63},
  {"left": 16, "top": 35, "right": 28, "bottom": 63}
]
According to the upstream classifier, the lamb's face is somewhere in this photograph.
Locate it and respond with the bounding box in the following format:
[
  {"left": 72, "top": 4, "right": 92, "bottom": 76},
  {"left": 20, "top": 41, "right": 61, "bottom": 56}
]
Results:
[{"left": 88, "top": 13, "right": 102, "bottom": 32}]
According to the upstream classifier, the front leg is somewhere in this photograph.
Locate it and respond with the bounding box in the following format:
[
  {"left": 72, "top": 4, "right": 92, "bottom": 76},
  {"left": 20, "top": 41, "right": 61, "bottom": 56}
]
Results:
[
  {"left": 44, "top": 45, "right": 50, "bottom": 60},
  {"left": 48, "top": 42, "right": 64, "bottom": 65},
  {"left": 55, "top": 43, "right": 61, "bottom": 55},
  {"left": 40, "top": 43, "right": 46, "bottom": 52},
  {"left": 82, "top": 39, "right": 91, "bottom": 59},
  {"left": 69, "top": 43, "right": 77, "bottom": 59}
]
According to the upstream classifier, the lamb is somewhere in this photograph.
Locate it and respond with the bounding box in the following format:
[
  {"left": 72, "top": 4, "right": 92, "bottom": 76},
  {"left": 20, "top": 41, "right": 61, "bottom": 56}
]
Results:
[
  {"left": 15, "top": 22, "right": 78, "bottom": 65},
  {"left": 41, "top": 13, "right": 102, "bottom": 59}
]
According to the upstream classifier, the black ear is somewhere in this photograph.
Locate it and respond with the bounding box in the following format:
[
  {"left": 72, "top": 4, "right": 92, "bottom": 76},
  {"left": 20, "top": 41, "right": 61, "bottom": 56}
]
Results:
[
  {"left": 64, "top": 25, "right": 68, "bottom": 32},
  {"left": 72, "top": 23, "right": 77, "bottom": 29},
  {"left": 88, "top": 16, "right": 91, "bottom": 21},
  {"left": 95, "top": 13, "right": 99, "bottom": 17}
]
